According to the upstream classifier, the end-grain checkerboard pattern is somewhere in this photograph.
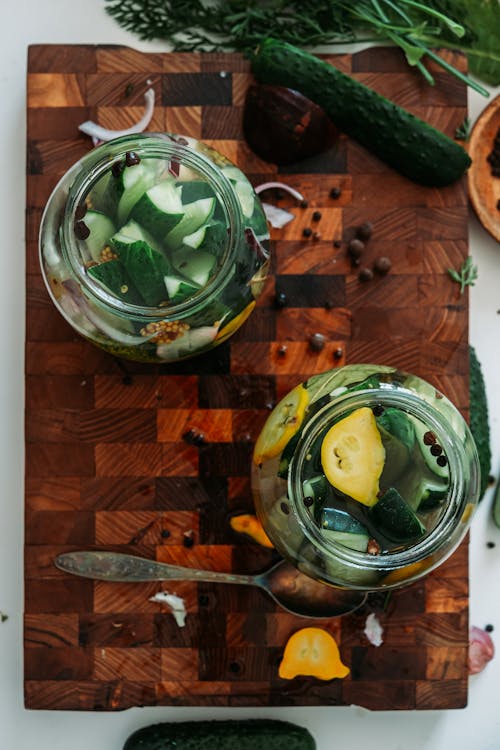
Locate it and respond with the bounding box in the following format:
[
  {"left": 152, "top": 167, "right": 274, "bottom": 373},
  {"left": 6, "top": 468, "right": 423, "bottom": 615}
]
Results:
[{"left": 25, "top": 44, "right": 470, "bottom": 711}]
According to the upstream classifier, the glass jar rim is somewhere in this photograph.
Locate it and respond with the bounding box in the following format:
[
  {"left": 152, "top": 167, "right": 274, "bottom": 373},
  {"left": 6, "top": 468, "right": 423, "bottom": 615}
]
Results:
[
  {"left": 288, "top": 384, "right": 477, "bottom": 575},
  {"left": 58, "top": 133, "right": 243, "bottom": 320}
]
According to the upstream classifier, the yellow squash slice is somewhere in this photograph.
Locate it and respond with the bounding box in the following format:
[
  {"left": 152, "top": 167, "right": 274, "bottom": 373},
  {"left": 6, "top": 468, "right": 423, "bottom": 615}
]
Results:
[
  {"left": 321, "top": 406, "right": 385, "bottom": 506},
  {"left": 253, "top": 384, "right": 309, "bottom": 465},
  {"left": 279, "top": 627, "right": 350, "bottom": 681}
]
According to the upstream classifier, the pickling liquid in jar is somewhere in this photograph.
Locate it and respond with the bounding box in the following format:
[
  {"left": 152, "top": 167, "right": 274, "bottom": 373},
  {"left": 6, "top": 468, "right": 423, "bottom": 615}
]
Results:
[
  {"left": 39, "top": 133, "right": 270, "bottom": 363},
  {"left": 251, "top": 365, "right": 480, "bottom": 590}
]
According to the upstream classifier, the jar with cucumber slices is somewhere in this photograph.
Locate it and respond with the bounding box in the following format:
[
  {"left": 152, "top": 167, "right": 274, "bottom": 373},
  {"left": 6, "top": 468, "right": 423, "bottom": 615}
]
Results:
[
  {"left": 39, "top": 133, "right": 269, "bottom": 362},
  {"left": 251, "top": 365, "right": 480, "bottom": 591}
]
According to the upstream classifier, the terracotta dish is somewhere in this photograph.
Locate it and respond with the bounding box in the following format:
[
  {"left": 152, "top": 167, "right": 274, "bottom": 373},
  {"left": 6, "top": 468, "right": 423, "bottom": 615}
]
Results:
[{"left": 468, "top": 94, "right": 500, "bottom": 242}]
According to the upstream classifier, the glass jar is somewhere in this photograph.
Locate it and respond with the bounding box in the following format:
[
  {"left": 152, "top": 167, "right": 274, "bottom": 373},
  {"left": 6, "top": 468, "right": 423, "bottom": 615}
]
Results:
[
  {"left": 251, "top": 364, "right": 480, "bottom": 591},
  {"left": 39, "top": 133, "right": 270, "bottom": 363}
]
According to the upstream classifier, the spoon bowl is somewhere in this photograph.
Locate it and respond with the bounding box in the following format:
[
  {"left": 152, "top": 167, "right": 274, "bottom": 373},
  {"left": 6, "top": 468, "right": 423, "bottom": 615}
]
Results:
[{"left": 55, "top": 551, "right": 367, "bottom": 618}]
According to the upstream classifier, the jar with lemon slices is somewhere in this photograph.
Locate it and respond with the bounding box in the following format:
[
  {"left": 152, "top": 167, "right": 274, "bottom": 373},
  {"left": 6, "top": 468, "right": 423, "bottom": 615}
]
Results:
[
  {"left": 39, "top": 133, "right": 269, "bottom": 363},
  {"left": 251, "top": 364, "right": 480, "bottom": 590}
]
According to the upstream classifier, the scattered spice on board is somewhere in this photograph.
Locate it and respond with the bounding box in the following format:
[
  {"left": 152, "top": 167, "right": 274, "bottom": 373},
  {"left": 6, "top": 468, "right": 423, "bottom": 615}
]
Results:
[{"left": 279, "top": 627, "right": 350, "bottom": 680}]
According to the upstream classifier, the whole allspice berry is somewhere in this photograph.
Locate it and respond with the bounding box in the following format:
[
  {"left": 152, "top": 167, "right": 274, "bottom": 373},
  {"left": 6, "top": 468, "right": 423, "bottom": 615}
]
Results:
[
  {"left": 356, "top": 221, "right": 373, "bottom": 241},
  {"left": 347, "top": 238, "right": 365, "bottom": 259},
  {"left": 374, "top": 256, "right": 392, "bottom": 275},
  {"left": 359, "top": 267, "right": 374, "bottom": 282}
]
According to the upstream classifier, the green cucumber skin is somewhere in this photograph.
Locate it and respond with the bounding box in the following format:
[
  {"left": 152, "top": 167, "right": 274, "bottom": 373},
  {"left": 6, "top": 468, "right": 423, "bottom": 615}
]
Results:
[
  {"left": 123, "top": 720, "right": 316, "bottom": 750},
  {"left": 469, "top": 345, "right": 491, "bottom": 500},
  {"left": 251, "top": 39, "right": 471, "bottom": 187}
]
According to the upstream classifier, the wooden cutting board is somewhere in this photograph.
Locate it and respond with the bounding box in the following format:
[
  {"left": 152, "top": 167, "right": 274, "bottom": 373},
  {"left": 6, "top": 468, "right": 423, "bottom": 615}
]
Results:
[{"left": 25, "top": 44, "right": 471, "bottom": 711}]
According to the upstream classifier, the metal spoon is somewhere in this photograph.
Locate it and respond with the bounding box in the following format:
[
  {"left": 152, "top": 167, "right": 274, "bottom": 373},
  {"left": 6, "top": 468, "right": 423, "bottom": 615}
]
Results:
[{"left": 55, "top": 551, "right": 367, "bottom": 618}]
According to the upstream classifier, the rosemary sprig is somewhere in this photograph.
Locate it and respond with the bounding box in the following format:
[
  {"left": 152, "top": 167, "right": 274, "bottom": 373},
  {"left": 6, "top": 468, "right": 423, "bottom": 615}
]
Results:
[{"left": 448, "top": 256, "right": 478, "bottom": 294}]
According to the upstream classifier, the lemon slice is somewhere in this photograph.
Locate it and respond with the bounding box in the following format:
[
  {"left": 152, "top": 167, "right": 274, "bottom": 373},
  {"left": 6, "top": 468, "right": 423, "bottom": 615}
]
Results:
[
  {"left": 253, "top": 384, "right": 309, "bottom": 465},
  {"left": 321, "top": 406, "right": 385, "bottom": 506}
]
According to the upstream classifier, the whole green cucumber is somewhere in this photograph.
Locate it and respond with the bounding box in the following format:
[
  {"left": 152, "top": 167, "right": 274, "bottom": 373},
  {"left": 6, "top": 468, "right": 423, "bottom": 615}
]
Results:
[
  {"left": 123, "top": 719, "right": 316, "bottom": 750},
  {"left": 251, "top": 39, "right": 471, "bottom": 186},
  {"left": 469, "top": 345, "right": 491, "bottom": 501}
]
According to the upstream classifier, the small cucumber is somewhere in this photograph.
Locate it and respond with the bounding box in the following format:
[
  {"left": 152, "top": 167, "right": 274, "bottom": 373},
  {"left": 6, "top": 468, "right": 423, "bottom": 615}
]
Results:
[
  {"left": 469, "top": 345, "right": 491, "bottom": 500},
  {"left": 251, "top": 39, "right": 471, "bottom": 186},
  {"left": 123, "top": 719, "right": 316, "bottom": 750},
  {"left": 321, "top": 528, "right": 370, "bottom": 552}
]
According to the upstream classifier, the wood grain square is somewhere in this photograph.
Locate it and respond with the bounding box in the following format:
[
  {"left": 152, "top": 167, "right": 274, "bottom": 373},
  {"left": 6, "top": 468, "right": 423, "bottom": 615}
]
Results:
[
  {"left": 80, "top": 477, "right": 156, "bottom": 511},
  {"left": 79, "top": 613, "right": 155, "bottom": 647},
  {"left": 25, "top": 579, "right": 93, "bottom": 614},
  {"left": 97, "top": 46, "right": 164, "bottom": 73},
  {"left": 165, "top": 106, "right": 202, "bottom": 138},
  {"left": 161, "top": 648, "right": 199, "bottom": 681},
  {"left": 28, "top": 73, "right": 85, "bottom": 107},
  {"left": 25, "top": 510, "right": 94, "bottom": 545},
  {"left": 156, "top": 544, "right": 233, "bottom": 572},
  {"left": 276, "top": 307, "right": 352, "bottom": 340},
  {"left": 94, "top": 105, "right": 165, "bottom": 133},
  {"left": 275, "top": 274, "right": 345, "bottom": 307},
  {"left": 416, "top": 679, "right": 467, "bottom": 709},
  {"left": 201, "top": 105, "right": 243, "bottom": 139},
  {"left": 28, "top": 45, "right": 97, "bottom": 73},
  {"left": 25, "top": 647, "right": 93, "bottom": 680},
  {"left": 157, "top": 408, "right": 232, "bottom": 443},
  {"left": 274, "top": 241, "right": 348, "bottom": 276},
  {"left": 25, "top": 614, "right": 80, "bottom": 648},
  {"left": 198, "top": 374, "right": 276, "bottom": 409},
  {"left": 95, "top": 442, "right": 163, "bottom": 477},
  {"left": 342, "top": 679, "right": 415, "bottom": 711},
  {"left": 94, "top": 646, "right": 160, "bottom": 682},
  {"left": 86, "top": 73, "right": 162, "bottom": 107},
  {"left": 163, "top": 73, "right": 232, "bottom": 106},
  {"left": 161, "top": 443, "right": 199, "bottom": 476}
]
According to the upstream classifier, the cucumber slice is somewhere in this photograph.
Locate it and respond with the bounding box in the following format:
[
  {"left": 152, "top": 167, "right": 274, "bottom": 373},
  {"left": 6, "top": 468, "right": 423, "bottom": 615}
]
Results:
[
  {"left": 115, "top": 161, "right": 160, "bottom": 225},
  {"left": 378, "top": 424, "right": 411, "bottom": 488},
  {"left": 318, "top": 505, "right": 367, "bottom": 535},
  {"left": 371, "top": 487, "right": 426, "bottom": 543},
  {"left": 119, "top": 242, "right": 172, "bottom": 307},
  {"left": 172, "top": 248, "right": 216, "bottom": 287},
  {"left": 164, "top": 274, "right": 201, "bottom": 303},
  {"left": 183, "top": 221, "right": 227, "bottom": 255},
  {"left": 87, "top": 259, "right": 143, "bottom": 305},
  {"left": 321, "top": 529, "right": 370, "bottom": 552},
  {"left": 376, "top": 407, "right": 415, "bottom": 452},
  {"left": 131, "top": 180, "right": 184, "bottom": 239},
  {"left": 411, "top": 416, "right": 450, "bottom": 480},
  {"left": 397, "top": 458, "right": 448, "bottom": 511},
  {"left": 178, "top": 180, "right": 216, "bottom": 203},
  {"left": 232, "top": 179, "right": 255, "bottom": 218},
  {"left": 110, "top": 219, "right": 162, "bottom": 255},
  {"left": 83, "top": 210, "right": 116, "bottom": 262},
  {"left": 165, "top": 197, "right": 216, "bottom": 248}
]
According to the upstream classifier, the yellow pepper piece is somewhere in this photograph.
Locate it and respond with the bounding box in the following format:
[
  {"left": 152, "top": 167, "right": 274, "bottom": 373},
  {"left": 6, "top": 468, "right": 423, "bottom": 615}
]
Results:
[
  {"left": 254, "top": 383, "right": 309, "bottom": 465},
  {"left": 215, "top": 301, "right": 256, "bottom": 344},
  {"left": 321, "top": 406, "right": 385, "bottom": 506},
  {"left": 279, "top": 627, "right": 350, "bottom": 681},
  {"left": 229, "top": 513, "right": 274, "bottom": 548}
]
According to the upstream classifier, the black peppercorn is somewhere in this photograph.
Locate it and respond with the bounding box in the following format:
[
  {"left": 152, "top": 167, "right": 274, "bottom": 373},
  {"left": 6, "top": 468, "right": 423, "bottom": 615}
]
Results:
[
  {"left": 333, "top": 347, "right": 343, "bottom": 360},
  {"left": 485, "top": 624, "right": 494, "bottom": 632},
  {"left": 430, "top": 444, "right": 443, "bottom": 456},
  {"left": 374, "top": 256, "right": 392, "bottom": 274},
  {"left": 309, "top": 332, "right": 326, "bottom": 352},
  {"left": 280, "top": 501, "right": 290, "bottom": 515},
  {"left": 303, "top": 496, "right": 314, "bottom": 507},
  {"left": 356, "top": 221, "right": 373, "bottom": 241},
  {"left": 372, "top": 404, "right": 385, "bottom": 417},
  {"left": 436, "top": 455, "right": 448, "bottom": 467},
  {"left": 74, "top": 220, "right": 90, "bottom": 240},
  {"left": 125, "top": 150, "right": 141, "bottom": 167},
  {"left": 333, "top": 240, "right": 342, "bottom": 248},
  {"left": 359, "top": 267, "right": 374, "bottom": 282},
  {"left": 312, "top": 210, "right": 322, "bottom": 221},
  {"left": 330, "top": 187, "right": 341, "bottom": 199},
  {"left": 302, "top": 227, "right": 312, "bottom": 238},
  {"left": 299, "top": 198, "right": 308, "bottom": 208},
  {"left": 423, "top": 431, "right": 437, "bottom": 445},
  {"left": 348, "top": 238, "right": 365, "bottom": 258}
]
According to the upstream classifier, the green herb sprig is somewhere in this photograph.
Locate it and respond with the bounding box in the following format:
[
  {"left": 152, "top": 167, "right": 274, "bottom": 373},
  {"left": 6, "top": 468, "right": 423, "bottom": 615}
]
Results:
[
  {"left": 448, "top": 256, "right": 478, "bottom": 294},
  {"left": 104, "top": 0, "right": 500, "bottom": 91},
  {"left": 455, "top": 116, "right": 471, "bottom": 141}
]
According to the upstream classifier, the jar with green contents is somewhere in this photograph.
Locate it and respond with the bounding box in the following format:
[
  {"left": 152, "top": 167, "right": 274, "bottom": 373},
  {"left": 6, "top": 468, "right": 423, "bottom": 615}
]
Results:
[
  {"left": 39, "top": 133, "right": 269, "bottom": 363},
  {"left": 251, "top": 364, "right": 480, "bottom": 591}
]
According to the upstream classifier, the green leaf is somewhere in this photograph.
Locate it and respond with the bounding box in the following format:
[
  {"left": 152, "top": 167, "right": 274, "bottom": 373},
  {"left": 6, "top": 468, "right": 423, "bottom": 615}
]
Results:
[{"left": 463, "top": 0, "right": 500, "bottom": 85}]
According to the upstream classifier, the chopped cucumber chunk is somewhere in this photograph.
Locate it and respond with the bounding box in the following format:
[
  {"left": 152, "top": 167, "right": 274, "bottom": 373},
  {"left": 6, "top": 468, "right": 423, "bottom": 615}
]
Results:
[
  {"left": 172, "top": 248, "right": 216, "bottom": 287},
  {"left": 110, "top": 219, "right": 162, "bottom": 255},
  {"left": 131, "top": 180, "right": 184, "bottom": 239},
  {"left": 164, "top": 274, "right": 200, "bottom": 303},
  {"left": 115, "top": 161, "right": 160, "bottom": 225},
  {"left": 119, "top": 242, "right": 171, "bottom": 307},
  {"left": 371, "top": 487, "right": 426, "bottom": 543},
  {"left": 87, "top": 259, "right": 143, "bottom": 305},
  {"left": 83, "top": 210, "right": 116, "bottom": 263},
  {"left": 165, "top": 197, "right": 216, "bottom": 248},
  {"left": 232, "top": 179, "right": 255, "bottom": 218},
  {"left": 178, "top": 180, "right": 216, "bottom": 203},
  {"left": 318, "top": 505, "right": 367, "bottom": 535},
  {"left": 411, "top": 416, "right": 449, "bottom": 480},
  {"left": 321, "top": 529, "right": 370, "bottom": 552},
  {"left": 183, "top": 221, "right": 227, "bottom": 255}
]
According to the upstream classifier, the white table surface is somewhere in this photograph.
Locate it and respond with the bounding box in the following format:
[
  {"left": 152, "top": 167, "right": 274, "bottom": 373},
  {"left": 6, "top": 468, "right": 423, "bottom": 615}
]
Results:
[{"left": 2, "top": 2, "right": 500, "bottom": 747}]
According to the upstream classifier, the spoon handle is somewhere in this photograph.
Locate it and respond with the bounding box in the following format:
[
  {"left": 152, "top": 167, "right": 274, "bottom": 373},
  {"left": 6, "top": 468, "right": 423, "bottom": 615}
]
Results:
[{"left": 55, "top": 551, "right": 256, "bottom": 585}]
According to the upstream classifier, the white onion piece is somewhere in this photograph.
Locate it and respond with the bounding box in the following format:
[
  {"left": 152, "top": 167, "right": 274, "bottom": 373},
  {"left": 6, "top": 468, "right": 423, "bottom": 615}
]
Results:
[
  {"left": 262, "top": 202, "right": 296, "bottom": 229},
  {"left": 364, "top": 612, "right": 384, "bottom": 647},
  {"left": 255, "top": 181, "right": 304, "bottom": 202},
  {"left": 149, "top": 591, "right": 187, "bottom": 627},
  {"left": 78, "top": 88, "right": 156, "bottom": 142}
]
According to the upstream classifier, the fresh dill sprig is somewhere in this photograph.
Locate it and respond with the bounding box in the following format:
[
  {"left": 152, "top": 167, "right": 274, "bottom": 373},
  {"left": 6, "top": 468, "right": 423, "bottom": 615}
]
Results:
[
  {"left": 455, "top": 116, "right": 471, "bottom": 141},
  {"left": 448, "top": 256, "right": 478, "bottom": 294}
]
